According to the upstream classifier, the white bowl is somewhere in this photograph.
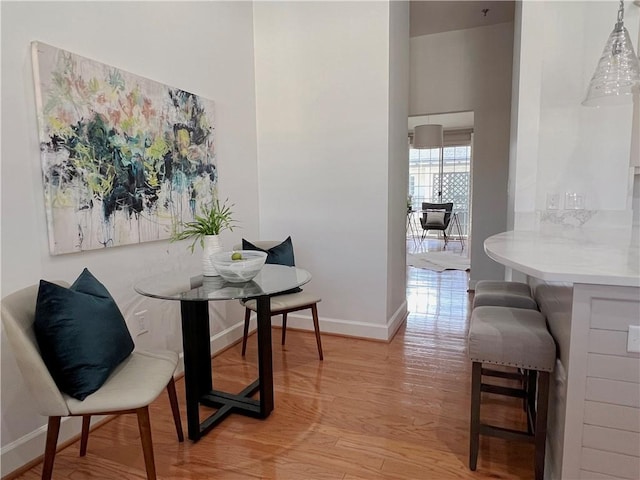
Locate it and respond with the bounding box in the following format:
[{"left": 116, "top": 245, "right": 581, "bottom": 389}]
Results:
[{"left": 210, "top": 250, "right": 268, "bottom": 283}]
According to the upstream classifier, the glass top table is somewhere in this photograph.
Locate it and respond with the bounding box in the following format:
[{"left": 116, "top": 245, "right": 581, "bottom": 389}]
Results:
[
  {"left": 134, "top": 264, "right": 312, "bottom": 302},
  {"left": 134, "top": 264, "right": 311, "bottom": 441}
]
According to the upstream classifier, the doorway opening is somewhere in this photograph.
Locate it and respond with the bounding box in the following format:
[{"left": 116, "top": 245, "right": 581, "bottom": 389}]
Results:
[{"left": 407, "top": 112, "right": 474, "bottom": 247}]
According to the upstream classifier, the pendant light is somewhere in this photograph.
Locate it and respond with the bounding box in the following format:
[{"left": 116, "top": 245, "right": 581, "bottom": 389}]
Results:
[
  {"left": 413, "top": 124, "right": 443, "bottom": 149},
  {"left": 583, "top": 0, "right": 640, "bottom": 107},
  {"left": 413, "top": 125, "right": 445, "bottom": 200}
]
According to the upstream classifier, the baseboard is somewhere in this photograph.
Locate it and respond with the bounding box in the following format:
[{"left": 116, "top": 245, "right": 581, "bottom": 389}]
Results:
[
  {"left": 0, "top": 415, "right": 107, "bottom": 478},
  {"left": 387, "top": 300, "right": 409, "bottom": 341},
  {"left": 0, "top": 323, "right": 245, "bottom": 479},
  {"left": 247, "top": 302, "right": 408, "bottom": 342}
]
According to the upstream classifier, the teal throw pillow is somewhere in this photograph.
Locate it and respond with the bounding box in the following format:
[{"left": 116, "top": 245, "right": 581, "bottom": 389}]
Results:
[
  {"left": 242, "top": 236, "right": 302, "bottom": 293},
  {"left": 243, "top": 236, "right": 296, "bottom": 266},
  {"left": 34, "top": 268, "right": 134, "bottom": 400}
]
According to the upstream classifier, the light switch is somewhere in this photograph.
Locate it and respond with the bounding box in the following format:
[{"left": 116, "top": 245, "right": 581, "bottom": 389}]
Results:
[{"left": 627, "top": 325, "right": 640, "bottom": 353}]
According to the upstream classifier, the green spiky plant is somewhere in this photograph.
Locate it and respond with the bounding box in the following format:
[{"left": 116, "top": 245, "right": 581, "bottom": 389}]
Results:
[{"left": 170, "top": 198, "right": 237, "bottom": 252}]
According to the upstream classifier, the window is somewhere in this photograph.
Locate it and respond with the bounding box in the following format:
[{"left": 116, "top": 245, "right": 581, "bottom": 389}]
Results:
[{"left": 409, "top": 143, "right": 471, "bottom": 236}]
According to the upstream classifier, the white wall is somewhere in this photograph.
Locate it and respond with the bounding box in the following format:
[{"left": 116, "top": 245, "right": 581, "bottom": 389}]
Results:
[
  {"left": 387, "top": 1, "right": 410, "bottom": 323},
  {"left": 410, "top": 22, "right": 515, "bottom": 286},
  {"left": 253, "top": 1, "right": 408, "bottom": 339},
  {"left": 0, "top": 1, "right": 259, "bottom": 475},
  {"left": 511, "top": 1, "right": 639, "bottom": 231},
  {"left": 2, "top": 0, "right": 411, "bottom": 474}
]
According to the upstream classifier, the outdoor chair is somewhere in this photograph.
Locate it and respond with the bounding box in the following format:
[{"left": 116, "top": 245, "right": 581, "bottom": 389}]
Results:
[{"left": 420, "top": 202, "right": 454, "bottom": 246}]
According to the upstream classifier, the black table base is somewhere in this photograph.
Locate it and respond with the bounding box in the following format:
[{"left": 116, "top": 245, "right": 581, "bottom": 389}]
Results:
[{"left": 180, "top": 295, "right": 273, "bottom": 441}]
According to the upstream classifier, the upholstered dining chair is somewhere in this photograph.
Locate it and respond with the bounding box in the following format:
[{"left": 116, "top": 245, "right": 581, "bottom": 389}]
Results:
[
  {"left": 420, "top": 202, "right": 454, "bottom": 245},
  {"left": 236, "top": 240, "right": 324, "bottom": 360},
  {"left": 1, "top": 283, "right": 184, "bottom": 480}
]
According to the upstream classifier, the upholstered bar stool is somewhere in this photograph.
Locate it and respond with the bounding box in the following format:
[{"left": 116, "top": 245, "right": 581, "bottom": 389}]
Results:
[
  {"left": 472, "top": 280, "right": 538, "bottom": 310},
  {"left": 467, "top": 306, "right": 556, "bottom": 480}
]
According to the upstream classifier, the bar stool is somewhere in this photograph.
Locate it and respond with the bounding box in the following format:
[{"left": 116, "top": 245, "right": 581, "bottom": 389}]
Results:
[
  {"left": 467, "top": 306, "right": 556, "bottom": 480},
  {"left": 473, "top": 280, "right": 538, "bottom": 310}
]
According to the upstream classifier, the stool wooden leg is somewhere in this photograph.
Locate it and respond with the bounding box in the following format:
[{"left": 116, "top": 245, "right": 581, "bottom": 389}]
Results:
[
  {"left": 520, "top": 368, "right": 527, "bottom": 412},
  {"left": 534, "top": 371, "right": 550, "bottom": 480},
  {"left": 241, "top": 307, "right": 251, "bottom": 356},
  {"left": 469, "top": 361, "right": 482, "bottom": 470},
  {"left": 527, "top": 369, "right": 537, "bottom": 433}
]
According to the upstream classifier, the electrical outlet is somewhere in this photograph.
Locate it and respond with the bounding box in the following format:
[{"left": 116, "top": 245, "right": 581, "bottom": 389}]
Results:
[
  {"left": 627, "top": 325, "right": 640, "bottom": 353},
  {"left": 134, "top": 310, "right": 149, "bottom": 336}
]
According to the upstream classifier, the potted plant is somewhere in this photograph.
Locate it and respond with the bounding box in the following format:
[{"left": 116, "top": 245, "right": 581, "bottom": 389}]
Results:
[{"left": 171, "top": 198, "right": 237, "bottom": 275}]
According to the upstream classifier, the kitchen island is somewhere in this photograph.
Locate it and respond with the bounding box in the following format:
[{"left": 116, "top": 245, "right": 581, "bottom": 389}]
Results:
[{"left": 484, "top": 229, "right": 639, "bottom": 480}]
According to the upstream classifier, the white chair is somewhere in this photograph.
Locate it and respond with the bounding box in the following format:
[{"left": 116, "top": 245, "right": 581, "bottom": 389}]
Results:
[
  {"left": 237, "top": 241, "right": 323, "bottom": 360},
  {"left": 1, "top": 283, "right": 184, "bottom": 480}
]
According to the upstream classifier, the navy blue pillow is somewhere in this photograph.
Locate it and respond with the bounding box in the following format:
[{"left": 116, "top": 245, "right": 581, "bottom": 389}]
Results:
[
  {"left": 242, "top": 236, "right": 302, "bottom": 294},
  {"left": 34, "top": 269, "right": 134, "bottom": 400}
]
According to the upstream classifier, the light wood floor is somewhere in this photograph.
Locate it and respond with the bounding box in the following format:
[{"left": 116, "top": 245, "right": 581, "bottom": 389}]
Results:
[{"left": 15, "top": 239, "right": 534, "bottom": 479}]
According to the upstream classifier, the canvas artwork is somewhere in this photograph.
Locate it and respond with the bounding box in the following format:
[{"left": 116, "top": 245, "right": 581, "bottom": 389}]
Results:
[{"left": 31, "top": 41, "right": 217, "bottom": 255}]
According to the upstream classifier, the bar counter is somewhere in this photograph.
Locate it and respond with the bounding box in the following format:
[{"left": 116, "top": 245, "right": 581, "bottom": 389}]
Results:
[
  {"left": 484, "top": 228, "right": 639, "bottom": 287},
  {"left": 484, "top": 228, "right": 639, "bottom": 480}
]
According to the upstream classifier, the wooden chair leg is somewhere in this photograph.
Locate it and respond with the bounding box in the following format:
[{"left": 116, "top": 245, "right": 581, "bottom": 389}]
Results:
[
  {"left": 166, "top": 377, "right": 184, "bottom": 442},
  {"left": 534, "top": 371, "right": 550, "bottom": 480},
  {"left": 469, "top": 362, "right": 481, "bottom": 471},
  {"left": 311, "top": 304, "right": 323, "bottom": 360},
  {"left": 241, "top": 307, "right": 251, "bottom": 356},
  {"left": 42, "top": 416, "right": 61, "bottom": 480},
  {"left": 79, "top": 415, "right": 91, "bottom": 456},
  {"left": 281, "top": 313, "right": 288, "bottom": 345},
  {"left": 136, "top": 407, "right": 156, "bottom": 480}
]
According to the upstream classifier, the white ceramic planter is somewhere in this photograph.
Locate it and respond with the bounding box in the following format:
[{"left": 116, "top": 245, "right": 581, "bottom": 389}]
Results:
[{"left": 202, "top": 235, "right": 223, "bottom": 276}]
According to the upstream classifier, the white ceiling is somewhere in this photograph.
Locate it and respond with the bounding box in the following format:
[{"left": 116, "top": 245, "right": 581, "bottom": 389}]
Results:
[{"left": 410, "top": 1, "right": 515, "bottom": 37}]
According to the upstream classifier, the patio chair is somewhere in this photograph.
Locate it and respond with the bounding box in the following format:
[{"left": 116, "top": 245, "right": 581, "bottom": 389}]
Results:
[{"left": 420, "top": 202, "right": 454, "bottom": 246}]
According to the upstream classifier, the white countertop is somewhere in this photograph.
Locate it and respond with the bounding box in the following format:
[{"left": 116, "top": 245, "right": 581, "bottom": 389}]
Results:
[{"left": 484, "top": 228, "right": 640, "bottom": 287}]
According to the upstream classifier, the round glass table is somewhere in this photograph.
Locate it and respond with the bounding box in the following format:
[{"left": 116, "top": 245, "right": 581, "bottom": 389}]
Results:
[{"left": 134, "top": 264, "right": 312, "bottom": 441}]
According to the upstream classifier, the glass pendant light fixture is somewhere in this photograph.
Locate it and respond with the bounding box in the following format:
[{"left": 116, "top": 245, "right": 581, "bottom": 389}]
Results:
[{"left": 583, "top": 0, "right": 640, "bottom": 107}]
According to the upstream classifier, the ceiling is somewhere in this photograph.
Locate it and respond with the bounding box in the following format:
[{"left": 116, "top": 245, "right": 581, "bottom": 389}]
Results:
[{"left": 410, "top": 1, "right": 515, "bottom": 37}]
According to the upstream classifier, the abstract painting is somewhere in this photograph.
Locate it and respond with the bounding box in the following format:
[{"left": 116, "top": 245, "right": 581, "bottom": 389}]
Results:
[{"left": 32, "top": 41, "right": 217, "bottom": 254}]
